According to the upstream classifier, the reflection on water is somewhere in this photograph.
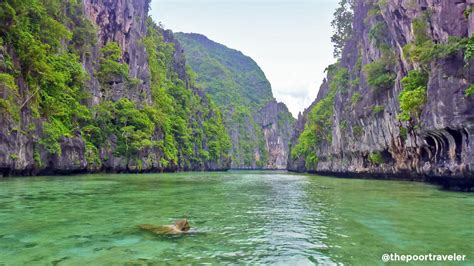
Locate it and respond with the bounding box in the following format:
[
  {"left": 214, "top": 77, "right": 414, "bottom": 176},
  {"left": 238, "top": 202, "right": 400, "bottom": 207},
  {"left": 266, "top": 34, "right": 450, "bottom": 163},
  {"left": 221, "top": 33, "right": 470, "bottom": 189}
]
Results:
[{"left": 0, "top": 171, "right": 472, "bottom": 265}]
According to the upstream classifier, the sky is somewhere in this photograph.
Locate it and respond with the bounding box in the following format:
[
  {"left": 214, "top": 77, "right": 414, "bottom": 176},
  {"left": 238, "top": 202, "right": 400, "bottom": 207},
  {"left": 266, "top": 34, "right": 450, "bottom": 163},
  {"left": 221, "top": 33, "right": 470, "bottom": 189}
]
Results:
[{"left": 149, "top": 0, "right": 339, "bottom": 117}]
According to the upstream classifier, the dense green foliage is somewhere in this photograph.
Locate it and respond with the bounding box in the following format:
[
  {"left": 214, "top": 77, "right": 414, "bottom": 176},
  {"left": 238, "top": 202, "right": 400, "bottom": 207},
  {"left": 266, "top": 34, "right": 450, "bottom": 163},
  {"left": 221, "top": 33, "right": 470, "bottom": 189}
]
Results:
[
  {"left": 85, "top": 99, "right": 156, "bottom": 158},
  {"left": 364, "top": 19, "right": 396, "bottom": 91},
  {"left": 0, "top": 0, "right": 230, "bottom": 170},
  {"left": 97, "top": 42, "right": 129, "bottom": 84},
  {"left": 404, "top": 37, "right": 470, "bottom": 67},
  {"left": 363, "top": 56, "right": 395, "bottom": 91},
  {"left": 398, "top": 70, "right": 428, "bottom": 122},
  {"left": 464, "top": 36, "right": 474, "bottom": 64},
  {"left": 0, "top": 0, "right": 92, "bottom": 155},
  {"left": 403, "top": 14, "right": 473, "bottom": 67},
  {"left": 331, "top": 0, "right": 354, "bottom": 58},
  {"left": 230, "top": 107, "right": 268, "bottom": 167},
  {"left": 368, "top": 151, "right": 383, "bottom": 165},
  {"left": 110, "top": 18, "right": 232, "bottom": 169},
  {"left": 175, "top": 33, "right": 286, "bottom": 168},
  {"left": 351, "top": 92, "right": 362, "bottom": 105},
  {"left": 175, "top": 33, "right": 273, "bottom": 111},
  {"left": 400, "top": 69, "right": 428, "bottom": 92},
  {"left": 291, "top": 65, "right": 348, "bottom": 169},
  {"left": 465, "top": 85, "right": 474, "bottom": 97},
  {"left": 0, "top": 73, "right": 19, "bottom": 121}
]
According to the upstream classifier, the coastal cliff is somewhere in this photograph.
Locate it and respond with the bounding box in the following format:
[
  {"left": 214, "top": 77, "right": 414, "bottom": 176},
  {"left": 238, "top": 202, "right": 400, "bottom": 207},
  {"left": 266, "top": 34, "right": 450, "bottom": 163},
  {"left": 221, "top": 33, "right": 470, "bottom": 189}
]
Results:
[
  {"left": 175, "top": 33, "right": 295, "bottom": 169},
  {"left": 288, "top": 0, "right": 474, "bottom": 190},
  {"left": 0, "top": 0, "right": 231, "bottom": 175}
]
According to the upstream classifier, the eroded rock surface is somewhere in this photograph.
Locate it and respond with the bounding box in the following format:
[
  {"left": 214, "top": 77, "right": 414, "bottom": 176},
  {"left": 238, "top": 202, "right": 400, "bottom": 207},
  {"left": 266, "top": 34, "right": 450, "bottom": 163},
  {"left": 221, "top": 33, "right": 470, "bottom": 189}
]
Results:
[{"left": 288, "top": 0, "right": 474, "bottom": 190}]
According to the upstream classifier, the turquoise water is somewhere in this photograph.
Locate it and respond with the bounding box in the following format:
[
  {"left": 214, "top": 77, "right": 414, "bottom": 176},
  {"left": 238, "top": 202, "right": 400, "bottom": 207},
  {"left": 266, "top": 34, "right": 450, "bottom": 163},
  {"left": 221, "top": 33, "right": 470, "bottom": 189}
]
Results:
[{"left": 0, "top": 171, "right": 472, "bottom": 265}]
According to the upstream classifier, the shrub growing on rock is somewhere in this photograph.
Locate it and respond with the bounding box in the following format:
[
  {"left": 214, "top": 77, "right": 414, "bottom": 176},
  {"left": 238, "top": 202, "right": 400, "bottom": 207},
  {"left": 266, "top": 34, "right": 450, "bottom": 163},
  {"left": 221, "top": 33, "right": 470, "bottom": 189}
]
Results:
[
  {"left": 398, "top": 70, "right": 428, "bottom": 122},
  {"left": 363, "top": 59, "right": 395, "bottom": 91},
  {"left": 465, "top": 85, "right": 474, "bottom": 97},
  {"left": 368, "top": 152, "right": 383, "bottom": 165}
]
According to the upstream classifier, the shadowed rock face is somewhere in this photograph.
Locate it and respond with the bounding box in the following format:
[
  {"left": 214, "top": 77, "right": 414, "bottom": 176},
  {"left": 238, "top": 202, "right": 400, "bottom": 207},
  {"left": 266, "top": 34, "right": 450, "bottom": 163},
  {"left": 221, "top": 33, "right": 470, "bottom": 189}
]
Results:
[{"left": 289, "top": 0, "right": 474, "bottom": 190}]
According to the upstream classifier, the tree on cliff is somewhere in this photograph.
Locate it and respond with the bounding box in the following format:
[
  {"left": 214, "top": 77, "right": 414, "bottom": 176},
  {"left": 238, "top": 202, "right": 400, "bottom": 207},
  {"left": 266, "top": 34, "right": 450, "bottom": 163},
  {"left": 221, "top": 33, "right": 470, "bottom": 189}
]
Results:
[{"left": 331, "top": 0, "right": 354, "bottom": 58}]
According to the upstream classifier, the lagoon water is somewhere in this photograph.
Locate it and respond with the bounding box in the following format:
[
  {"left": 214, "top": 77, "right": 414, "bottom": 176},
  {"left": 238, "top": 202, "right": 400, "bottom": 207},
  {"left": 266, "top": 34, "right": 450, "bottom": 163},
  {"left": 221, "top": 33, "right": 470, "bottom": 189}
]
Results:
[{"left": 0, "top": 171, "right": 473, "bottom": 265}]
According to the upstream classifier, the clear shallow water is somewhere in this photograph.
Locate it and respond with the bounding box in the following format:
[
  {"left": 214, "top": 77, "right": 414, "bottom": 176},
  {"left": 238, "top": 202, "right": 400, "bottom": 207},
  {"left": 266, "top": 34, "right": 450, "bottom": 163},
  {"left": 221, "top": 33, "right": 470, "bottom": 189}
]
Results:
[{"left": 0, "top": 171, "right": 472, "bottom": 265}]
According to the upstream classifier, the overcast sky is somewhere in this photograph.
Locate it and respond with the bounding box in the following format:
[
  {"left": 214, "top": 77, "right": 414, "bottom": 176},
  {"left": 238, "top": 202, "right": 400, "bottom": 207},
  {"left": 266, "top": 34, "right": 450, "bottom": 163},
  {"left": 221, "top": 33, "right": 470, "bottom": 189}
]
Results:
[{"left": 149, "top": 0, "right": 339, "bottom": 117}]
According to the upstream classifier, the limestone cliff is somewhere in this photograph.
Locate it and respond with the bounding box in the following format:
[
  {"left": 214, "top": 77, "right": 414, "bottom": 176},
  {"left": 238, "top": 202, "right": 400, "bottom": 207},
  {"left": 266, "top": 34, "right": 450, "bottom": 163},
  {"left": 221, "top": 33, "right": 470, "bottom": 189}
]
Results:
[
  {"left": 254, "top": 101, "right": 294, "bottom": 169},
  {"left": 175, "top": 33, "right": 295, "bottom": 169},
  {"left": 82, "top": 0, "right": 152, "bottom": 105},
  {"left": 289, "top": 0, "right": 474, "bottom": 190},
  {"left": 0, "top": 0, "right": 231, "bottom": 176}
]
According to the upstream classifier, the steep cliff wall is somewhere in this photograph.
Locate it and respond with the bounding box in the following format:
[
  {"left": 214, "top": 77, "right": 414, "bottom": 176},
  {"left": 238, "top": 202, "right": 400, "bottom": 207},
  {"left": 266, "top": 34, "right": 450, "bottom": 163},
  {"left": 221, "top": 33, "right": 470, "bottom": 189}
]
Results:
[
  {"left": 175, "top": 33, "right": 295, "bottom": 169},
  {"left": 83, "top": 0, "right": 151, "bottom": 104},
  {"left": 289, "top": 0, "right": 474, "bottom": 190},
  {"left": 253, "top": 101, "right": 294, "bottom": 169},
  {"left": 0, "top": 0, "right": 231, "bottom": 176}
]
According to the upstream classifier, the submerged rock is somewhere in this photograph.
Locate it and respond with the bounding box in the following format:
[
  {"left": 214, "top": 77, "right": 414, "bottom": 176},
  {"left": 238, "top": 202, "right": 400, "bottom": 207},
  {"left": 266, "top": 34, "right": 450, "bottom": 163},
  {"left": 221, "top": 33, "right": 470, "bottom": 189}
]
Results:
[{"left": 139, "top": 219, "right": 191, "bottom": 235}]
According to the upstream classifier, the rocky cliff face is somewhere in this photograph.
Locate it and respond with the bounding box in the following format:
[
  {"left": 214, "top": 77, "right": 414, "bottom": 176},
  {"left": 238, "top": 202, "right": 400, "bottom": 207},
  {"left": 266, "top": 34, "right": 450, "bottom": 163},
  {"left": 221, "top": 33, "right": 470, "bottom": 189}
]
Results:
[
  {"left": 287, "top": 81, "right": 328, "bottom": 173},
  {"left": 175, "top": 33, "right": 295, "bottom": 169},
  {"left": 83, "top": 0, "right": 151, "bottom": 105},
  {"left": 0, "top": 0, "right": 231, "bottom": 176},
  {"left": 289, "top": 0, "right": 474, "bottom": 190},
  {"left": 254, "top": 101, "right": 294, "bottom": 169},
  {"left": 222, "top": 100, "right": 294, "bottom": 169}
]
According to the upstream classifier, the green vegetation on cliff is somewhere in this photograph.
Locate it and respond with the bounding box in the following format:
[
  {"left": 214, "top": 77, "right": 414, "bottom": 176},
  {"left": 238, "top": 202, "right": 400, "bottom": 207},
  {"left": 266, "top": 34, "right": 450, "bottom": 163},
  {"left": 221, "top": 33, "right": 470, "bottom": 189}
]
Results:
[
  {"left": 0, "top": 0, "right": 230, "bottom": 172},
  {"left": 288, "top": 0, "right": 474, "bottom": 182},
  {"left": 398, "top": 70, "right": 428, "bottom": 122},
  {"left": 291, "top": 65, "right": 348, "bottom": 169},
  {"left": 400, "top": 12, "right": 473, "bottom": 122},
  {"left": 175, "top": 33, "right": 273, "bottom": 111},
  {"left": 175, "top": 33, "right": 293, "bottom": 169},
  {"left": 466, "top": 85, "right": 474, "bottom": 97},
  {"left": 331, "top": 0, "right": 354, "bottom": 58},
  {"left": 403, "top": 13, "right": 473, "bottom": 68},
  {"left": 0, "top": 0, "right": 92, "bottom": 156},
  {"left": 129, "top": 19, "right": 231, "bottom": 169}
]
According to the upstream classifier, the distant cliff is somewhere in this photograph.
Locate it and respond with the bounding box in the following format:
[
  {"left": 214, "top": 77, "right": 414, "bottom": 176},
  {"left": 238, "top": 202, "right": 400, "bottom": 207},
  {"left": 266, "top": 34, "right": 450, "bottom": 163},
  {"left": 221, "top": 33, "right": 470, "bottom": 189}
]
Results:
[
  {"left": 176, "top": 33, "right": 295, "bottom": 169},
  {"left": 289, "top": 0, "right": 474, "bottom": 190},
  {"left": 0, "top": 0, "right": 231, "bottom": 175}
]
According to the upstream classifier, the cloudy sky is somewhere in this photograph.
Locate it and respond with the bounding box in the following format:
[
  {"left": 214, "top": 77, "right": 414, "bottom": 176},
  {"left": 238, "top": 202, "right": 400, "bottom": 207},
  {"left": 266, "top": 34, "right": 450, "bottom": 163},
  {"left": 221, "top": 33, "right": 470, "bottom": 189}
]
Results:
[{"left": 149, "top": 0, "right": 339, "bottom": 117}]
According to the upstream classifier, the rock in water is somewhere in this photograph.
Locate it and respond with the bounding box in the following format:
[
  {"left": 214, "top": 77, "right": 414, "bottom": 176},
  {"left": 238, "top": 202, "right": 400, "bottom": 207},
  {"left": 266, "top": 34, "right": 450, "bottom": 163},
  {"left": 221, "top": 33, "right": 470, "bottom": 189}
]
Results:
[{"left": 139, "top": 219, "right": 191, "bottom": 235}]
